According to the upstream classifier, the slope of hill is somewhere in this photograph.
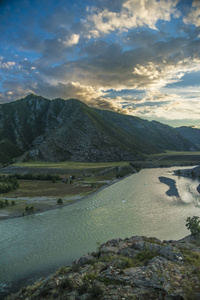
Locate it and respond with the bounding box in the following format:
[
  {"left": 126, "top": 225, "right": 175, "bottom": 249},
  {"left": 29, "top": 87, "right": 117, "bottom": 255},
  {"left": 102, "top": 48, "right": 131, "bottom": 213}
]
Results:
[
  {"left": 176, "top": 126, "right": 200, "bottom": 147},
  {"left": 6, "top": 234, "right": 200, "bottom": 300},
  {"left": 0, "top": 94, "right": 197, "bottom": 163},
  {"left": 96, "top": 109, "right": 195, "bottom": 153}
]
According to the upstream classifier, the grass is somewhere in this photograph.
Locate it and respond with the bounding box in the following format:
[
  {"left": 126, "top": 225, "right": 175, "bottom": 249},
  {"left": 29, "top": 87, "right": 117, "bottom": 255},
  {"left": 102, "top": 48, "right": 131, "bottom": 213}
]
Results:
[
  {"left": 1, "top": 159, "right": 121, "bottom": 218},
  {"left": 182, "top": 249, "right": 200, "bottom": 268},
  {"left": 140, "top": 150, "right": 200, "bottom": 168},
  {"left": 147, "top": 151, "right": 200, "bottom": 157},
  {"left": 0, "top": 174, "right": 110, "bottom": 218},
  {"left": 13, "top": 161, "right": 129, "bottom": 169},
  {"left": 4, "top": 180, "right": 99, "bottom": 197}
]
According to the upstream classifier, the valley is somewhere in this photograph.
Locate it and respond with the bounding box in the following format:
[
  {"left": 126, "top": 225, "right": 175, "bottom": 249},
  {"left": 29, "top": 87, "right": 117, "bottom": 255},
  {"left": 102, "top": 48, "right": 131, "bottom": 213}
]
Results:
[{"left": 1, "top": 151, "right": 200, "bottom": 220}]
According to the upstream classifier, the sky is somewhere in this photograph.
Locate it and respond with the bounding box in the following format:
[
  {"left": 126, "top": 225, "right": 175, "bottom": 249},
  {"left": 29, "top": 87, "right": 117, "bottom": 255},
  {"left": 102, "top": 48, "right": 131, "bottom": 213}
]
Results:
[{"left": 0, "top": 0, "right": 200, "bottom": 127}]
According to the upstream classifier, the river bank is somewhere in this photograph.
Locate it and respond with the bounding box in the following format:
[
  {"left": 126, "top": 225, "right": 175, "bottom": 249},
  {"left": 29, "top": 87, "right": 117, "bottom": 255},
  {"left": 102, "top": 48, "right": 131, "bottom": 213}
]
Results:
[
  {"left": 1, "top": 166, "right": 200, "bottom": 299},
  {"left": 0, "top": 171, "right": 134, "bottom": 221},
  {"left": 1, "top": 162, "right": 199, "bottom": 221}
]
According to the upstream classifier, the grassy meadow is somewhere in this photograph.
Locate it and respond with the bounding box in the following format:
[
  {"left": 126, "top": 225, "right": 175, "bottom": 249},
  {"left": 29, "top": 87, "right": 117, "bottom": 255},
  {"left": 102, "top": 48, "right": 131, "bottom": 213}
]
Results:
[
  {"left": 0, "top": 152, "right": 199, "bottom": 220},
  {"left": 0, "top": 161, "right": 130, "bottom": 219}
]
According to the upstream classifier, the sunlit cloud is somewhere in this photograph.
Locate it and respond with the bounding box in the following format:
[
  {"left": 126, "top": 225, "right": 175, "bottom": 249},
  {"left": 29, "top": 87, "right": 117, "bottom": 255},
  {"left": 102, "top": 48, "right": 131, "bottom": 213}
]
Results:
[
  {"left": 63, "top": 34, "right": 80, "bottom": 47},
  {"left": 0, "top": 60, "right": 16, "bottom": 69},
  {"left": 0, "top": 0, "right": 200, "bottom": 126},
  {"left": 86, "top": 0, "right": 179, "bottom": 37}
]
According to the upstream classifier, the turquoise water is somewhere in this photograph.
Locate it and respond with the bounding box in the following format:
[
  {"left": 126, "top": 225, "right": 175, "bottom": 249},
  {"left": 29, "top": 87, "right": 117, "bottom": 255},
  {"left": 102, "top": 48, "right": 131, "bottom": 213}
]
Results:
[{"left": 0, "top": 167, "right": 199, "bottom": 297}]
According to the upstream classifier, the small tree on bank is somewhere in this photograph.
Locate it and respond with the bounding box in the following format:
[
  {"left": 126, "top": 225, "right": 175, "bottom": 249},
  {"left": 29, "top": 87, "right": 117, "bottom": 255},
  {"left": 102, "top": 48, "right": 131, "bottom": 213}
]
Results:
[{"left": 186, "top": 216, "right": 200, "bottom": 236}]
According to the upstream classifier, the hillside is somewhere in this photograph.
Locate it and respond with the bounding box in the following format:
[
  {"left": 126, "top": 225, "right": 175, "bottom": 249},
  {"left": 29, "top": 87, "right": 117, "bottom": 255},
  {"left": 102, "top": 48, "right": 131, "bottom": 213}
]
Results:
[
  {"left": 0, "top": 94, "right": 197, "bottom": 164},
  {"left": 176, "top": 126, "right": 200, "bottom": 147},
  {"left": 6, "top": 234, "right": 200, "bottom": 300}
]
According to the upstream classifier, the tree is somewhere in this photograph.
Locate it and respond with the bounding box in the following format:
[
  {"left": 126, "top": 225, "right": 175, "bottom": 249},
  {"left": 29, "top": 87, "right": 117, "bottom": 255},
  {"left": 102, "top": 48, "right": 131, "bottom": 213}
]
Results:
[
  {"left": 186, "top": 216, "right": 200, "bottom": 236},
  {"left": 57, "top": 198, "right": 63, "bottom": 205},
  {"left": 5, "top": 199, "right": 9, "bottom": 206}
]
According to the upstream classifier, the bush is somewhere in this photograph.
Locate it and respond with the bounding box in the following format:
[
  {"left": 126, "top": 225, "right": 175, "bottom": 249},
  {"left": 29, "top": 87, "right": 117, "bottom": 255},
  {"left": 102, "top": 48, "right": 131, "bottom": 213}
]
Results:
[
  {"left": 14, "top": 173, "right": 61, "bottom": 182},
  {"left": 25, "top": 205, "right": 34, "bottom": 212},
  {"left": 186, "top": 216, "right": 200, "bottom": 236},
  {"left": 57, "top": 198, "right": 63, "bottom": 205},
  {"left": 0, "top": 200, "right": 5, "bottom": 208},
  {"left": 0, "top": 175, "right": 19, "bottom": 194},
  {"left": 5, "top": 199, "right": 9, "bottom": 206}
]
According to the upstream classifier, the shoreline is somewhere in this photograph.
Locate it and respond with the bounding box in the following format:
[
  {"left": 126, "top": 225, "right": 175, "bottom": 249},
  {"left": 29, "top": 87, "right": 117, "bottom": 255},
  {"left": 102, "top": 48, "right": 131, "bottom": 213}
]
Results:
[
  {"left": 1, "top": 163, "right": 199, "bottom": 221},
  {"left": 0, "top": 173, "right": 133, "bottom": 221}
]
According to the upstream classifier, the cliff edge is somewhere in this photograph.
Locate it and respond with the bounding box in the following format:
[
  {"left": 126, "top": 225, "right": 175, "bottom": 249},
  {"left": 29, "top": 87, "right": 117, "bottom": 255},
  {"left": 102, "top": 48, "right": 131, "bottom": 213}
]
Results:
[{"left": 6, "top": 235, "right": 200, "bottom": 300}]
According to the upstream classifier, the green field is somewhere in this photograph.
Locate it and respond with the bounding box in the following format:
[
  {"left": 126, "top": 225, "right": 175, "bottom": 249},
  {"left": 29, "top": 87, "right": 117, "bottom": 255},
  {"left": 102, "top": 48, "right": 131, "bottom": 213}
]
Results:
[
  {"left": 13, "top": 161, "right": 129, "bottom": 169},
  {"left": 0, "top": 161, "right": 130, "bottom": 219},
  {"left": 147, "top": 151, "right": 200, "bottom": 157}
]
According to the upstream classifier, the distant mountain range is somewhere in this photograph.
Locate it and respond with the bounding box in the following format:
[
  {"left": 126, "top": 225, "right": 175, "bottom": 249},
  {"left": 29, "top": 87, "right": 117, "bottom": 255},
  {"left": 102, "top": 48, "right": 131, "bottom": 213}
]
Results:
[
  {"left": 175, "top": 126, "right": 200, "bottom": 147},
  {"left": 0, "top": 94, "right": 198, "bottom": 164}
]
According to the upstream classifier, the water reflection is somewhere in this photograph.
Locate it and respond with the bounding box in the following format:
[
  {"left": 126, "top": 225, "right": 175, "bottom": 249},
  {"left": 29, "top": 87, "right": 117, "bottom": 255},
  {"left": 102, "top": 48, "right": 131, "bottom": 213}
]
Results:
[{"left": 0, "top": 166, "right": 199, "bottom": 297}]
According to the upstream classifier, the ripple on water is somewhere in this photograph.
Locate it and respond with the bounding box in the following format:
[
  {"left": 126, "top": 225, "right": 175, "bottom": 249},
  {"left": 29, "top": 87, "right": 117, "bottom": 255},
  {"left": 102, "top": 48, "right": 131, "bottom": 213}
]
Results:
[{"left": 0, "top": 166, "right": 199, "bottom": 298}]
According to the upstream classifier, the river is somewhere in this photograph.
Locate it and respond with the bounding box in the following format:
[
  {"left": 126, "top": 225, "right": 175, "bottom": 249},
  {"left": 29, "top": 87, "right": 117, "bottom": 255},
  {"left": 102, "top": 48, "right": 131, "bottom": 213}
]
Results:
[{"left": 0, "top": 166, "right": 199, "bottom": 298}]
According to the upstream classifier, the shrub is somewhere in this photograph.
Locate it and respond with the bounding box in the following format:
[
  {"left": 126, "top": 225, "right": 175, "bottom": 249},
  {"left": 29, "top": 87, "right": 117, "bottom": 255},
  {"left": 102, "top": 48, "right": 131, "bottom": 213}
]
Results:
[
  {"left": 135, "top": 248, "right": 158, "bottom": 265},
  {"left": 0, "top": 200, "right": 5, "bottom": 208},
  {"left": 57, "top": 198, "right": 63, "bottom": 205},
  {"left": 0, "top": 175, "right": 19, "bottom": 193},
  {"left": 90, "top": 283, "right": 103, "bottom": 299},
  {"left": 5, "top": 199, "right": 9, "bottom": 206},
  {"left": 186, "top": 216, "right": 200, "bottom": 236},
  {"left": 25, "top": 205, "right": 34, "bottom": 212}
]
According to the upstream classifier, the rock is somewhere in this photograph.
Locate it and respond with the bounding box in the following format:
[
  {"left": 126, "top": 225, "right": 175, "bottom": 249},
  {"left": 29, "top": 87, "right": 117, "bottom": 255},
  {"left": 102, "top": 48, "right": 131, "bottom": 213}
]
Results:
[
  {"left": 76, "top": 253, "right": 96, "bottom": 266},
  {"left": 6, "top": 234, "right": 200, "bottom": 300},
  {"left": 197, "top": 184, "right": 200, "bottom": 194}
]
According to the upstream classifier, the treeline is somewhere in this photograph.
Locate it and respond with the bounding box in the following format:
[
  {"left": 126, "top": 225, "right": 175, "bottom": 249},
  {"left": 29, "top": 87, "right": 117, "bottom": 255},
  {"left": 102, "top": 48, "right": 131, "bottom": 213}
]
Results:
[
  {"left": 14, "top": 173, "right": 61, "bottom": 182},
  {"left": 0, "top": 175, "right": 19, "bottom": 194}
]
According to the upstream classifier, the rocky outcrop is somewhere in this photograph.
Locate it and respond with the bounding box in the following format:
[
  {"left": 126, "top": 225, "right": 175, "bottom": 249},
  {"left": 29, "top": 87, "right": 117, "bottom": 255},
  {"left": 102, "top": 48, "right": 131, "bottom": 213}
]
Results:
[{"left": 6, "top": 235, "right": 200, "bottom": 299}]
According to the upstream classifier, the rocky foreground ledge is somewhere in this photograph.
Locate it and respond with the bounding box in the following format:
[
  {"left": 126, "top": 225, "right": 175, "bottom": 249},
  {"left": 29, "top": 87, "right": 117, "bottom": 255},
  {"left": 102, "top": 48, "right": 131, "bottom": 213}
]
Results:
[{"left": 7, "top": 235, "right": 200, "bottom": 300}]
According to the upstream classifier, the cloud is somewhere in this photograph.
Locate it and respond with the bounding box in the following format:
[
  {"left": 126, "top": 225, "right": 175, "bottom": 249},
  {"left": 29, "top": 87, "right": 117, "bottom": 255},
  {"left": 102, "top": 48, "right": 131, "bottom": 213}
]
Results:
[
  {"left": 32, "top": 80, "right": 126, "bottom": 112},
  {"left": 138, "top": 90, "right": 179, "bottom": 103},
  {"left": 0, "top": 0, "right": 200, "bottom": 127},
  {"left": 0, "top": 61, "right": 16, "bottom": 69},
  {"left": 37, "top": 35, "right": 200, "bottom": 93},
  {"left": 86, "top": 0, "right": 180, "bottom": 37},
  {"left": 39, "top": 6, "right": 74, "bottom": 34},
  {"left": 63, "top": 34, "right": 80, "bottom": 47},
  {"left": 183, "top": 0, "right": 200, "bottom": 27}
]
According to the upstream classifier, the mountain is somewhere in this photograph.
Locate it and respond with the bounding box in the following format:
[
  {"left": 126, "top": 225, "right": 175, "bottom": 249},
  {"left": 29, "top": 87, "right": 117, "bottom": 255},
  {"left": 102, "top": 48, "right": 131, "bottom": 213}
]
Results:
[
  {"left": 176, "top": 126, "right": 200, "bottom": 147},
  {"left": 0, "top": 94, "right": 197, "bottom": 164}
]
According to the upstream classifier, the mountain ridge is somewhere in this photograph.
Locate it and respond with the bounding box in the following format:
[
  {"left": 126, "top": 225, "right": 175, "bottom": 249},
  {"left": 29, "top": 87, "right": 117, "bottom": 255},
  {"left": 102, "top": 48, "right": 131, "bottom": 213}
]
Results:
[
  {"left": 176, "top": 126, "right": 200, "bottom": 147},
  {"left": 0, "top": 94, "right": 198, "bottom": 164}
]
